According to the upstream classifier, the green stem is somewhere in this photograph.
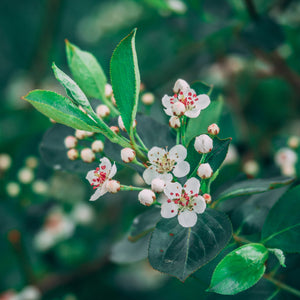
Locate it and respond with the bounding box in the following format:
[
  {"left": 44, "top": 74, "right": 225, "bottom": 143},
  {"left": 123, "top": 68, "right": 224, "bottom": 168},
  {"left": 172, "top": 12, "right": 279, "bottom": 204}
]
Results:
[
  {"left": 176, "top": 129, "right": 180, "bottom": 145},
  {"left": 181, "top": 116, "right": 187, "bottom": 146},
  {"left": 131, "top": 159, "right": 146, "bottom": 169},
  {"left": 134, "top": 130, "right": 149, "bottom": 152},
  {"left": 233, "top": 234, "right": 253, "bottom": 245},
  {"left": 266, "top": 289, "right": 280, "bottom": 300},
  {"left": 120, "top": 185, "right": 144, "bottom": 191}
]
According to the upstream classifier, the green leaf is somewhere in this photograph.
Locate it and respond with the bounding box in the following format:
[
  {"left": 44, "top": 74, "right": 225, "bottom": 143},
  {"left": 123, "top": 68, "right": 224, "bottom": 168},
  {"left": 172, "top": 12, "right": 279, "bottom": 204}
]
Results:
[
  {"left": 110, "top": 29, "right": 140, "bottom": 135},
  {"left": 52, "top": 63, "right": 93, "bottom": 112},
  {"left": 214, "top": 177, "right": 295, "bottom": 206},
  {"left": 185, "top": 96, "right": 224, "bottom": 146},
  {"left": 262, "top": 185, "right": 300, "bottom": 252},
  {"left": 208, "top": 243, "right": 269, "bottom": 295},
  {"left": 268, "top": 248, "right": 286, "bottom": 267},
  {"left": 148, "top": 208, "right": 232, "bottom": 282},
  {"left": 66, "top": 40, "right": 107, "bottom": 100},
  {"left": 22, "top": 90, "right": 100, "bottom": 132},
  {"left": 128, "top": 207, "right": 161, "bottom": 242}
]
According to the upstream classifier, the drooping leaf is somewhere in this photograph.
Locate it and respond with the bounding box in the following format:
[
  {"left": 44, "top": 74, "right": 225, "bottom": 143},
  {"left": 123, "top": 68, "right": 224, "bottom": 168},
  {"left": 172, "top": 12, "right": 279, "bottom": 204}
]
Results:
[
  {"left": 22, "top": 90, "right": 100, "bottom": 132},
  {"left": 66, "top": 40, "right": 107, "bottom": 100},
  {"left": 148, "top": 208, "right": 232, "bottom": 282},
  {"left": 208, "top": 244, "right": 269, "bottom": 295},
  {"left": 262, "top": 185, "right": 300, "bottom": 253},
  {"left": 128, "top": 207, "right": 161, "bottom": 242},
  {"left": 110, "top": 29, "right": 140, "bottom": 135},
  {"left": 214, "top": 177, "right": 295, "bottom": 207}
]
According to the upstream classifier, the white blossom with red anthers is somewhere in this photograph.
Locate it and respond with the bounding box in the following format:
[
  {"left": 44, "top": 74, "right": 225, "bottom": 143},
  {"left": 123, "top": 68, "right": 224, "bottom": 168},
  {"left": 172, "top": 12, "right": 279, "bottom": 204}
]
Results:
[
  {"left": 86, "top": 157, "right": 117, "bottom": 201},
  {"left": 161, "top": 178, "right": 206, "bottom": 228},
  {"left": 162, "top": 79, "right": 210, "bottom": 118}
]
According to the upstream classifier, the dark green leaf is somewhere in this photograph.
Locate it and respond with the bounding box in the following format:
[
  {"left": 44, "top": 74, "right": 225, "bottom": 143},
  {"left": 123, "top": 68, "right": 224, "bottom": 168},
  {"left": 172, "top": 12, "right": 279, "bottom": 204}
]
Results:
[
  {"left": 148, "top": 208, "right": 232, "bottom": 282},
  {"left": 110, "top": 29, "right": 140, "bottom": 134},
  {"left": 208, "top": 243, "right": 269, "bottom": 295},
  {"left": 262, "top": 185, "right": 300, "bottom": 252}
]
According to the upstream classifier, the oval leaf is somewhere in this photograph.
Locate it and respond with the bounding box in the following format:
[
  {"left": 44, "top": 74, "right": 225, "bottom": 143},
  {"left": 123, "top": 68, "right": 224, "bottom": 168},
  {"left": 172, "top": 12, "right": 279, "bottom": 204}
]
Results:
[
  {"left": 148, "top": 208, "right": 232, "bottom": 282},
  {"left": 110, "top": 29, "right": 140, "bottom": 135},
  {"left": 208, "top": 243, "right": 269, "bottom": 295}
]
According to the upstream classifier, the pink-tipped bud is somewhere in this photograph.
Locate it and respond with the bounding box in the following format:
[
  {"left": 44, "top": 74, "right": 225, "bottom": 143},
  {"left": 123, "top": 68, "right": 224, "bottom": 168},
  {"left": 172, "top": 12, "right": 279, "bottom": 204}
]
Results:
[
  {"left": 121, "top": 148, "right": 136, "bottom": 163},
  {"left": 151, "top": 178, "right": 165, "bottom": 193},
  {"left": 138, "top": 189, "right": 156, "bottom": 206},
  {"left": 106, "top": 180, "right": 120, "bottom": 194},
  {"left": 110, "top": 126, "right": 120, "bottom": 134},
  {"left": 75, "top": 130, "right": 87, "bottom": 140},
  {"left": 203, "top": 193, "right": 212, "bottom": 204},
  {"left": 67, "top": 149, "right": 79, "bottom": 160},
  {"left": 197, "top": 163, "right": 213, "bottom": 179},
  {"left": 118, "top": 116, "right": 136, "bottom": 132},
  {"left": 208, "top": 123, "right": 220, "bottom": 135},
  {"left": 169, "top": 116, "right": 181, "bottom": 129},
  {"left": 243, "top": 160, "right": 259, "bottom": 177},
  {"left": 91, "top": 140, "right": 104, "bottom": 153},
  {"left": 141, "top": 92, "right": 155, "bottom": 105},
  {"left": 105, "top": 83, "right": 113, "bottom": 97},
  {"left": 194, "top": 134, "right": 213, "bottom": 153},
  {"left": 80, "top": 148, "right": 95, "bottom": 163},
  {"left": 64, "top": 136, "right": 78, "bottom": 149},
  {"left": 96, "top": 105, "right": 110, "bottom": 118},
  {"left": 173, "top": 79, "right": 190, "bottom": 93},
  {"left": 172, "top": 101, "right": 186, "bottom": 116}
]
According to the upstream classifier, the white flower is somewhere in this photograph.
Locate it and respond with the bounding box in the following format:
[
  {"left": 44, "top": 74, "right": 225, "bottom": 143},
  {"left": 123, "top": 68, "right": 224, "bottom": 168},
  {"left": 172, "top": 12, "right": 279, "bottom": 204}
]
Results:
[
  {"left": 194, "top": 134, "right": 213, "bottom": 153},
  {"left": 143, "top": 145, "right": 190, "bottom": 184},
  {"left": 169, "top": 116, "right": 181, "bottom": 128},
  {"left": 161, "top": 178, "right": 206, "bottom": 227},
  {"left": 71, "top": 203, "right": 94, "bottom": 225},
  {"left": 6, "top": 182, "right": 21, "bottom": 197},
  {"left": 86, "top": 157, "right": 117, "bottom": 201},
  {"left": 106, "top": 180, "right": 120, "bottom": 193},
  {"left": 138, "top": 189, "right": 156, "bottom": 206},
  {"left": 91, "top": 140, "right": 104, "bottom": 153},
  {"left": 151, "top": 178, "right": 165, "bottom": 193},
  {"left": 80, "top": 148, "right": 95, "bottom": 163},
  {"left": 197, "top": 163, "right": 213, "bottom": 179},
  {"left": 67, "top": 149, "right": 79, "bottom": 160},
  {"left": 275, "top": 148, "right": 297, "bottom": 167},
  {"left": 162, "top": 80, "right": 210, "bottom": 118},
  {"left": 0, "top": 153, "right": 12, "bottom": 171},
  {"left": 172, "top": 101, "right": 185, "bottom": 116},
  {"left": 18, "top": 167, "right": 34, "bottom": 184},
  {"left": 141, "top": 92, "right": 155, "bottom": 105},
  {"left": 64, "top": 136, "right": 77, "bottom": 149},
  {"left": 96, "top": 104, "right": 110, "bottom": 118},
  {"left": 121, "top": 148, "right": 136, "bottom": 163},
  {"left": 19, "top": 286, "right": 41, "bottom": 300},
  {"left": 207, "top": 123, "right": 220, "bottom": 135}
]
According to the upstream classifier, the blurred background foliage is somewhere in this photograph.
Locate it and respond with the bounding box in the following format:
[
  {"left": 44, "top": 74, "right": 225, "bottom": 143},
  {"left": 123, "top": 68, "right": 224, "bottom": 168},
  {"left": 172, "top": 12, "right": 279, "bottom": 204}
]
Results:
[{"left": 1, "top": 0, "right": 300, "bottom": 299}]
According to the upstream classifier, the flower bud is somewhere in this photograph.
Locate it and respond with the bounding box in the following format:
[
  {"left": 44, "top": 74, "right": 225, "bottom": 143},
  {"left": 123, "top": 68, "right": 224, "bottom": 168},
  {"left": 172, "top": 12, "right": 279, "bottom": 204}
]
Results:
[
  {"left": 203, "top": 193, "right": 212, "bottom": 204},
  {"left": 172, "top": 101, "right": 185, "bottom": 116},
  {"left": 243, "top": 160, "right": 259, "bottom": 177},
  {"left": 105, "top": 83, "right": 113, "bottom": 97},
  {"left": 64, "top": 136, "right": 78, "bottom": 149},
  {"left": 194, "top": 134, "right": 213, "bottom": 153},
  {"left": 275, "top": 148, "right": 297, "bottom": 166},
  {"left": 118, "top": 116, "right": 136, "bottom": 132},
  {"left": 75, "top": 130, "right": 87, "bottom": 140},
  {"left": 110, "top": 126, "right": 120, "bottom": 134},
  {"left": 111, "top": 95, "right": 117, "bottom": 106},
  {"left": 80, "top": 148, "right": 95, "bottom": 163},
  {"left": 19, "top": 286, "right": 41, "bottom": 300},
  {"left": 106, "top": 180, "right": 120, "bottom": 193},
  {"left": 67, "top": 149, "right": 79, "bottom": 160},
  {"left": 85, "top": 131, "right": 94, "bottom": 137},
  {"left": 121, "top": 148, "right": 136, "bottom": 163},
  {"left": 91, "top": 140, "right": 104, "bottom": 153},
  {"left": 18, "top": 167, "right": 34, "bottom": 184},
  {"left": 169, "top": 116, "right": 181, "bottom": 128},
  {"left": 281, "top": 164, "right": 296, "bottom": 176},
  {"left": 138, "top": 189, "right": 156, "bottom": 206},
  {"left": 0, "top": 153, "right": 12, "bottom": 171},
  {"left": 25, "top": 156, "right": 38, "bottom": 169},
  {"left": 151, "top": 178, "right": 165, "bottom": 193},
  {"left": 173, "top": 79, "right": 190, "bottom": 93},
  {"left": 197, "top": 163, "right": 213, "bottom": 179},
  {"left": 141, "top": 92, "right": 155, "bottom": 105},
  {"left": 32, "top": 180, "right": 48, "bottom": 195},
  {"left": 288, "top": 136, "right": 299, "bottom": 149},
  {"left": 96, "top": 105, "right": 110, "bottom": 118},
  {"left": 208, "top": 123, "right": 220, "bottom": 135},
  {"left": 6, "top": 182, "right": 21, "bottom": 197}
]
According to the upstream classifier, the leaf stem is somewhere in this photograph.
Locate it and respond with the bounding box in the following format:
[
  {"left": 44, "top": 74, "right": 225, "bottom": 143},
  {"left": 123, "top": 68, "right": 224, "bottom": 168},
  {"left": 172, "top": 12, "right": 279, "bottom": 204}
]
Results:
[
  {"left": 176, "top": 129, "right": 180, "bottom": 145},
  {"left": 134, "top": 130, "right": 149, "bottom": 152},
  {"left": 120, "top": 185, "right": 144, "bottom": 191},
  {"left": 232, "top": 234, "right": 253, "bottom": 245}
]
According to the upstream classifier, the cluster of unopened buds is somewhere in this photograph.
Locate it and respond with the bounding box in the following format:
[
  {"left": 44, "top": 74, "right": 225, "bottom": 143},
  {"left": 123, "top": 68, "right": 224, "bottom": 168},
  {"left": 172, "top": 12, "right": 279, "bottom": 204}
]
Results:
[{"left": 85, "top": 79, "right": 221, "bottom": 228}]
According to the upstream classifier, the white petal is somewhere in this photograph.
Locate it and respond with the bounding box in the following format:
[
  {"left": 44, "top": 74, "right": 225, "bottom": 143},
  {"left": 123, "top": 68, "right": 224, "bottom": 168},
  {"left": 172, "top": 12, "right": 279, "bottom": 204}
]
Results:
[
  {"left": 143, "top": 166, "right": 159, "bottom": 185},
  {"left": 86, "top": 170, "right": 96, "bottom": 184},
  {"left": 89, "top": 185, "right": 107, "bottom": 201},
  {"left": 99, "top": 157, "right": 112, "bottom": 173},
  {"left": 173, "top": 79, "right": 190, "bottom": 93},
  {"left": 158, "top": 172, "right": 173, "bottom": 183},
  {"left": 173, "top": 161, "right": 190, "bottom": 177},
  {"left": 184, "top": 107, "right": 201, "bottom": 118},
  {"left": 178, "top": 210, "right": 197, "bottom": 227},
  {"left": 109, "top": 162, "right": 117, "bottom": 179},
  {"left": 197, "top": 94, "right": 210, "bottom": 110},
  {"left": 162, "top": 95, "right": 172, "bottom": 108},
  {"left": 169, "top": 144, "right": 187, "bottom": 161},
  {"left": 148, "top": 147, "right": 166, "bottom": 163},
  {"left": 164, "top": 107, "right": 173, "bottom": 116},
  {"left": 164, "top": 182, "right": 182, "bottom": 199},
  {"left": 183, "top": 177, "right": 200, "bottom": 196},
  {"left": 157, "top": 194, "right": 168, "bottom": 204},
  {"left": 161, "top": 202, "right": 178, "bottom": 218},
  {"left": 193, "top": 196, "right": 206, "bottom": 214}
]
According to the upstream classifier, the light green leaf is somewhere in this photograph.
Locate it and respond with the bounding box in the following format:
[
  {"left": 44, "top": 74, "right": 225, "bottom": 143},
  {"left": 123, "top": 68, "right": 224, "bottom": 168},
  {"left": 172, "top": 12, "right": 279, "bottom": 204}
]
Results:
[
  {"left": 148, "top": 208, "right": 232, "bottom": 282},
  {"left": 66, "top": 40, "right": 107, "bottom": 100},
  {"left": 268, "top": 248, "right": 286, "bottom": 267},
  {"left": 262, "top": 185, "right": 300, "bottom": 252},
  {"left": 110, "top": 28, "right": 140, "bottom": 135},
  {"left": 208, "top": 243, "right": 269, "bottom": 295},
  {"left": 22, "top": 90, "right": 100, "bottom": 132}
]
